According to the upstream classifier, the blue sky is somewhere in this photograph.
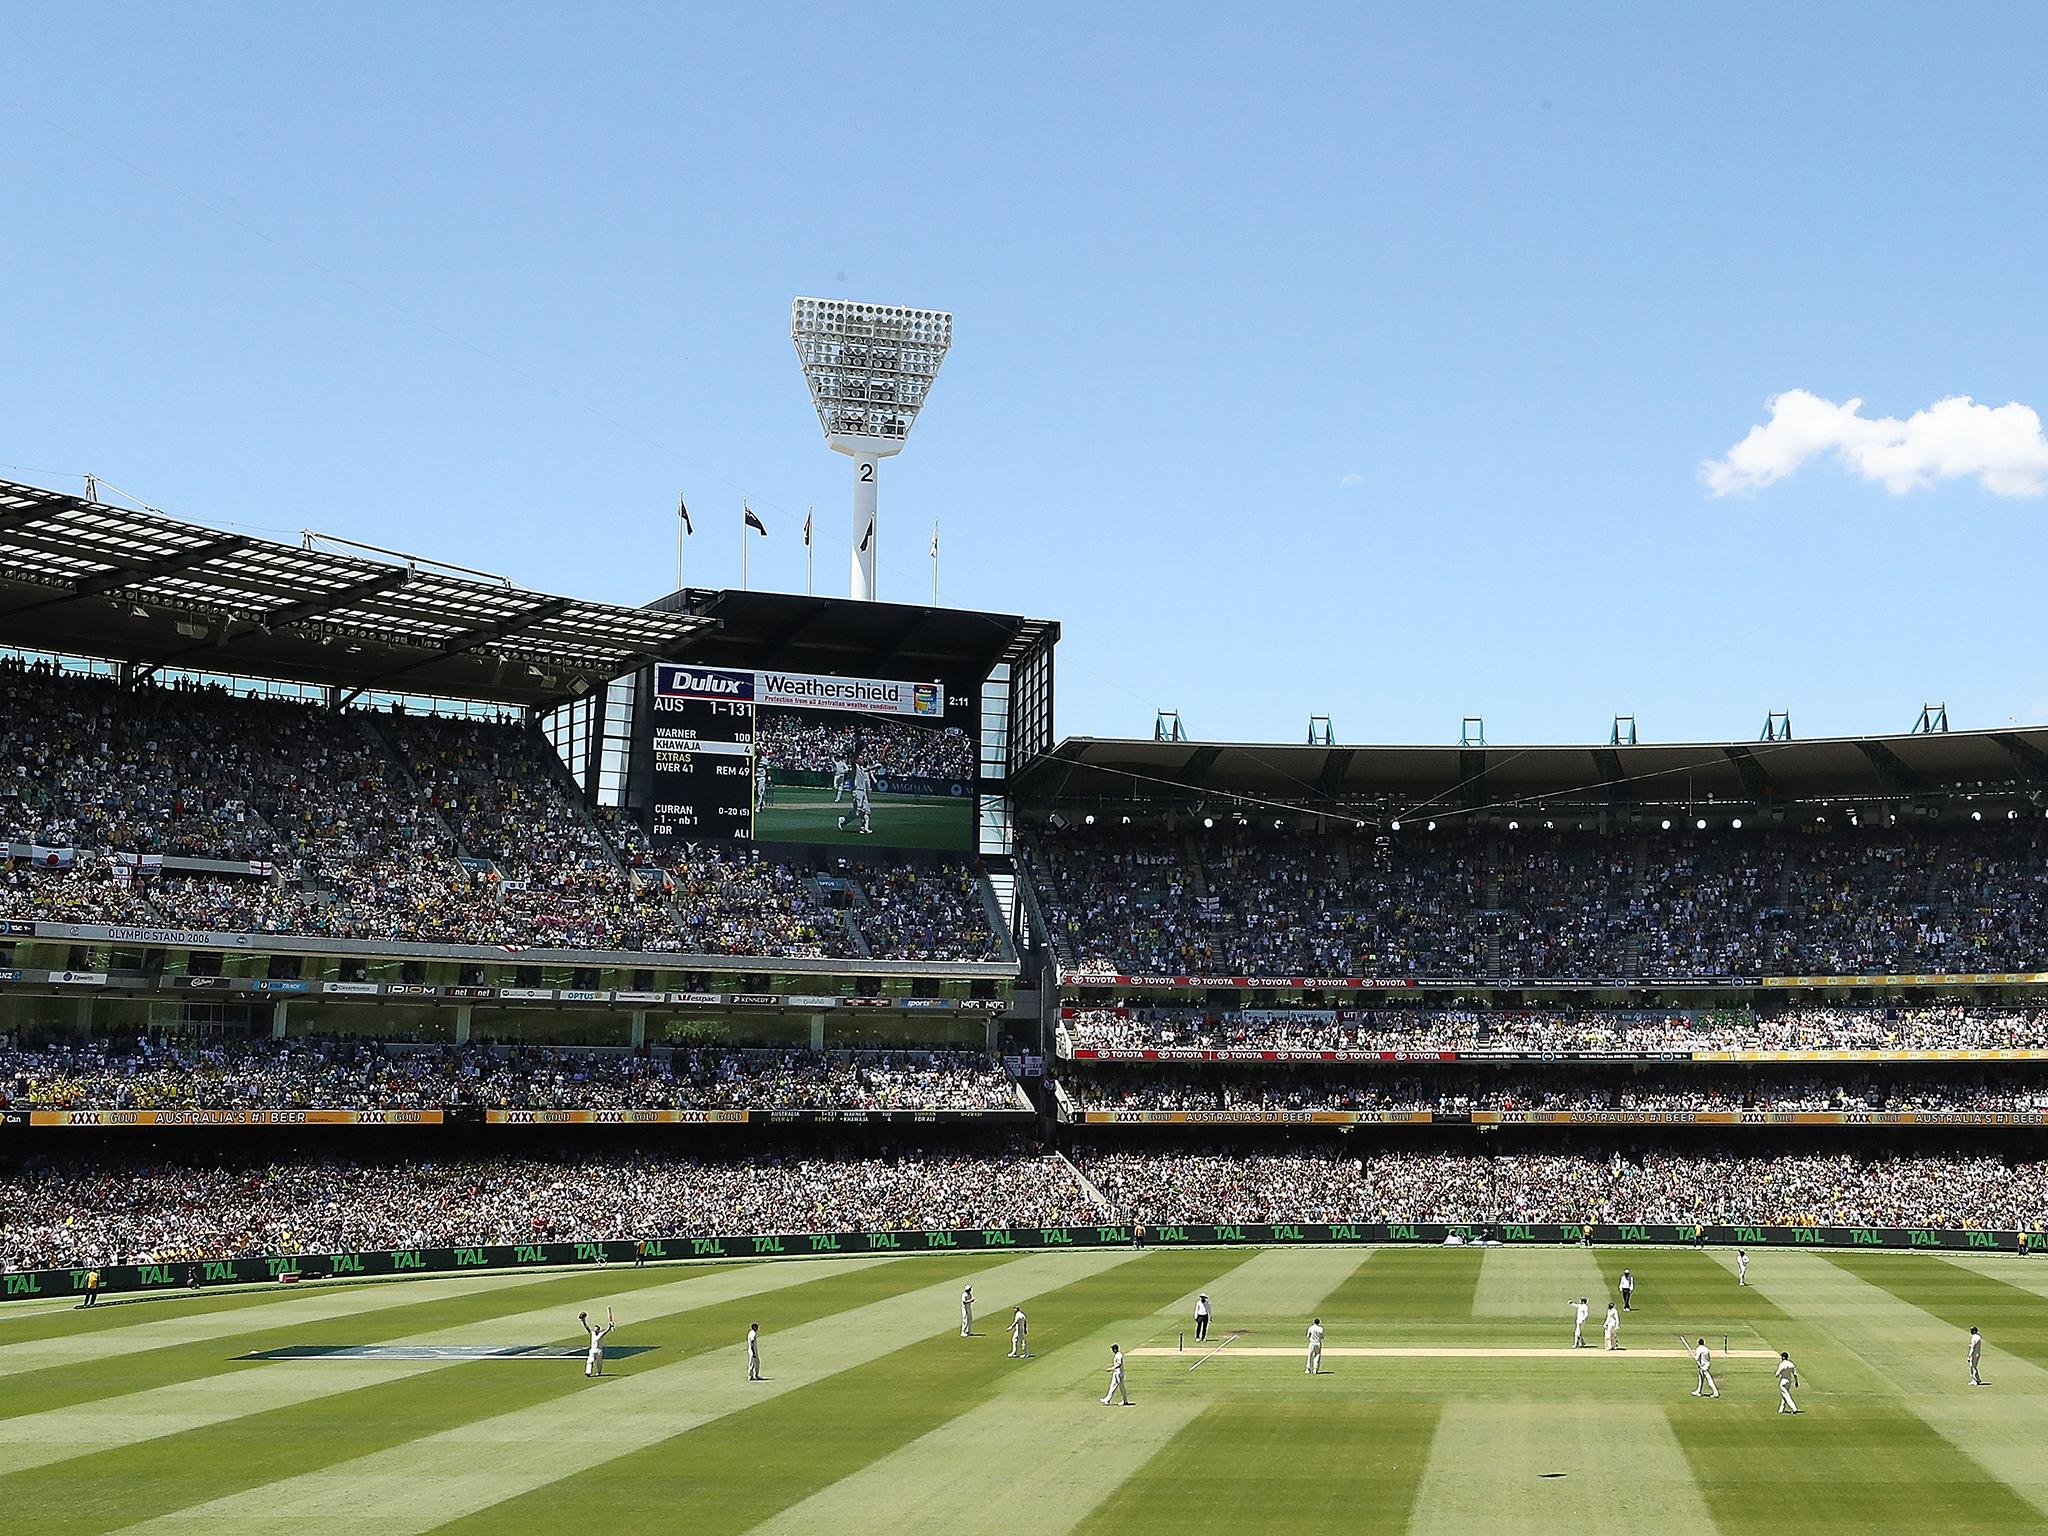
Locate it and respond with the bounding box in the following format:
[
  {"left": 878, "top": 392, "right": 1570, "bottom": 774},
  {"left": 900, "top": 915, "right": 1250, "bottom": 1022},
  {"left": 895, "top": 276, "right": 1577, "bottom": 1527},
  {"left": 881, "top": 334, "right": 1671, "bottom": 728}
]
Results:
[{"left": 8, "top": 5, "right": 2047, "bottom": 745}]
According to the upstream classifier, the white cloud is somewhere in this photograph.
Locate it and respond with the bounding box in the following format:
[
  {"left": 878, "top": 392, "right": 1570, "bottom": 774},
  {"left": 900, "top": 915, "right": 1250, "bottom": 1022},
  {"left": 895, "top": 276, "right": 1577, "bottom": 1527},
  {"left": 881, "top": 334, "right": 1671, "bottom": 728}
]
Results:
[
  {"left": 1338, "top": 472, "right": 1363, "bottom": 489},
  {"left": 1702, "top": 390, "right": 2048, "bottom": 498}
]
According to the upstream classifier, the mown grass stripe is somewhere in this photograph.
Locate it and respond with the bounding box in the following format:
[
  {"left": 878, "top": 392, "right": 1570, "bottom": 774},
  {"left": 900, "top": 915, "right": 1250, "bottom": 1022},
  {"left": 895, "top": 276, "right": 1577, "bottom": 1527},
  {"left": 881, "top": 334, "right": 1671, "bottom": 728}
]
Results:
[
  {"left": 426, "top": 1250, "right": 1241, "bottom": 1536},
  {"left": 0, "top": 1268, "right": 589, "bottom": 1386},
  {"left": 739, "top": 1249, "right": 1299, "bottom": 1536},
  {"left": 0, "top": 1261, "right": 758, "bottom": 1422},
  {"left": 1826, "top": 1254, "right": 2048, "bottom": 1377},
  {"left": 0, "top": 1269, "right": 592, "bottom": 1344},
  {"left": 1472, "top": 1244, "right": 1608, "bottom": 1318},
  {"left": 1409, "top": 1398, "right": 1716, "bottom": 1536},
  {"left": 1730, "top": 1251, "right": 2048, "bottom": 1524},
  {"left": 117, "top": 1249, "right": 1122, "bottom": 1536},
  {"left": 1315, "top": 1246, "right": 1482, "bottom": 1331},
  {"left": 0, "top": 1256, "right": 886, "bottom": 1482},
  {"left": 0, "top": 1257, "right": 951, "bottom": 1536},
  {"left": 1667, "top": 1393, "right": 2043, "bottom": 1534},
  {"left": 1077, "top": 1399, "right": 1440, "bottom": 1536}
]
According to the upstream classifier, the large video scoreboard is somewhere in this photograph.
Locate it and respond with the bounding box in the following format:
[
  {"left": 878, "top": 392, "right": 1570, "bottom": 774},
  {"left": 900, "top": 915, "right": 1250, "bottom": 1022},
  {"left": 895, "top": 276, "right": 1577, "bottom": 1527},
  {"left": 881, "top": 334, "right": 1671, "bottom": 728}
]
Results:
[{"left": 649, "top": 663, "right": 977, "bottom": 852}]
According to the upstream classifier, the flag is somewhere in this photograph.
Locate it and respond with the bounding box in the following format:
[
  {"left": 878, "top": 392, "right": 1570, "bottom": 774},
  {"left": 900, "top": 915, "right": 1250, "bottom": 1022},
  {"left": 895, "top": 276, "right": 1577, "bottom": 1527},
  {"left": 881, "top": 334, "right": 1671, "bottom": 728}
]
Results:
[
  {"left": 744, "top": 503, "right": 767, "bottom": 536},
  {"left": 802, "top": 509, "right": 812, "bottom": 547},
  {"left": 859, "top": 516, "right": 875, "bottom": 553},
  {"left": 677, "top": 493, "right": 693, "bottom": 536},
  {"left": 31, "top": 845, "right": 74, "bottom": 870}
]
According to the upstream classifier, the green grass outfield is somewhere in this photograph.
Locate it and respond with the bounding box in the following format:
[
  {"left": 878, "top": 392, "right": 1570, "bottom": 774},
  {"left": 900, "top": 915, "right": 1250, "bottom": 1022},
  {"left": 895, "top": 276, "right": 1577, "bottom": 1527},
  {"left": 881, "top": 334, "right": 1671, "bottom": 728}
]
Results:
[
  {"left": 752, "top": 785, "right": 973, "bottom": 851},
  {"left": 5, "top": 1244, "right": 2048, "bottom": 1533}
]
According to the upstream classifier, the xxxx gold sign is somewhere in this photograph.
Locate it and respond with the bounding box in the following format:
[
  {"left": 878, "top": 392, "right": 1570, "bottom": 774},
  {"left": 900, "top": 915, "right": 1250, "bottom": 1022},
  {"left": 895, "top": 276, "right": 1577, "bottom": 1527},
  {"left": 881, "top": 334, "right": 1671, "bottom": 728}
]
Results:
[{"left": 26, "top": 1109, "right": 442, "bottom": 1127}]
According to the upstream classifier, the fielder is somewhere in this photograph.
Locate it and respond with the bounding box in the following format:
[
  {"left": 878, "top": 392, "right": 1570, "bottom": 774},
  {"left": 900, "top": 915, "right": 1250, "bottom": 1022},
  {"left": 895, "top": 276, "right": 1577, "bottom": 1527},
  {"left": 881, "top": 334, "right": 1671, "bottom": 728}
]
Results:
[
  {"left": 1619, "top": 1269, "right": 1634, "bottom": 1311},
  {"left": 1572, "top": 1297, "right": 1589, "bottom": 1348},
  {"left": 1009, "top": 1307, "right": 1029, "bottom": 1358},
  {"left": 747, "top": 1322, "right": 762, "bottom": 1381},
  {"left": 580, "top": 1309, "right": 614, "bottom": 1378},
  {"left": 1737, "top": 1249, "right": 1750, "bottom": 1286},
  {"left": 1691, "top": 1337, "right": 1720, "bottom": 1399},
  {"left": 1776, "top": 1351, "right": 1800, "bottom": 1413},
  {"left": 1306, "top": 1318, "right": 1325, "bottom": 1376},
  {"left": 837, "top": 763, "right": 875, "bottom": 835},
  {"left": 961, "top": 1285, "right": 974, "bottom": 1337},
  {"left": 1969, "top": 1326, "right": 1984, "bottom": 1386},
  {"left": 1194, "top": 1292, "right": 1212, "bottom": 1342},
  {"left": 1103, "top": 1343, "right": 1131, "bottom": 1405},
  {"left": 832, "top": 757, "right": 850, "bottom": 801},
  {"left": 1604, "top": 1302, "right": 1621, "bottom": 1351},
  {"left": 755, "top": 764, "right": 773, "bottom": 810}
]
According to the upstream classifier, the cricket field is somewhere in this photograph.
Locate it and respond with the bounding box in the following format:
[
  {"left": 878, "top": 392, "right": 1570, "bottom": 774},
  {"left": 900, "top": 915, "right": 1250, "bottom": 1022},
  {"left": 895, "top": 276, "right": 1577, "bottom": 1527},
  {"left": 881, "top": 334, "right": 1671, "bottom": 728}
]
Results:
[{"left": 4, "top": 1244, "right": 2046, "bottom": 1533}]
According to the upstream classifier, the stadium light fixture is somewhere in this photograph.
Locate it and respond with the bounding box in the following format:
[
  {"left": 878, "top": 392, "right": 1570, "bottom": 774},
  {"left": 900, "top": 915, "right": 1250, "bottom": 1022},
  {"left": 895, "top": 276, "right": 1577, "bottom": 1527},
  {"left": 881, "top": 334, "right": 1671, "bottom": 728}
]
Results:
[
  {"left": 1084, "top": 814, "right": 1095, "bottom": 825},
  {"left": 1390, "top": 820, "right": 1401, "bottom": 831},
  {"left": 1426, "top": 820, "right": 1437, "bottom": 831},
  {"left": 1202, "top": 817, "right": 1214, "bottom": 829},
  {"left": 1731, "top": 817, "right": 1743, "bottom": 829},
  {"left": 790, "top": 297, "right": 953, "bottom": 602},
  {"left": 1696, "top": 818, "right": 1707, "bottom": 830},
  {"left": 1660, "top": 819, "right": 1672, "bottom": 830}
]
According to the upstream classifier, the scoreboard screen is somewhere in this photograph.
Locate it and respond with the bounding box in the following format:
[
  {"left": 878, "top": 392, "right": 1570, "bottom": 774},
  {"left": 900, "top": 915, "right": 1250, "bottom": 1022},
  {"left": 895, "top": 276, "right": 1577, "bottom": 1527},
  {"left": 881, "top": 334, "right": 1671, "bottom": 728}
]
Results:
[{"left": 649, "top": 663, "right": 977, "bottom": 852}]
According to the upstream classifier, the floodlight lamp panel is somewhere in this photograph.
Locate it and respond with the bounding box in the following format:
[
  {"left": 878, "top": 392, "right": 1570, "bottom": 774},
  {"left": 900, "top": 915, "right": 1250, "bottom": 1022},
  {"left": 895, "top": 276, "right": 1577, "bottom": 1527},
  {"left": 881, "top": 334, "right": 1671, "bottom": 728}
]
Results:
[{"left": 792, "top": 295, "right": 952, "bottom": 457}]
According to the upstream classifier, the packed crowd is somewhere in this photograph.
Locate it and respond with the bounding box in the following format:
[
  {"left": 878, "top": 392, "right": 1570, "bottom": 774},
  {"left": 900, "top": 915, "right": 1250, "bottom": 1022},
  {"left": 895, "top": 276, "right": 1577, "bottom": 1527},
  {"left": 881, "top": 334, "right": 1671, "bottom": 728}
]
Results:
[
  {"left": 0, "top": 1037, "right": 1022, "bottom": 1112},
  {"left": 0, "top": 1146, "right": 1099, "bottom": 1269},
  {"left": 1035, "top": 823, "right": 2048, "bottom": 978},
  {"left": 0, "top": 666, "right": 1007, "bottom": 959},
  {"left": 755, "top": 714, "right": 974, "bottom": 781},
  {"left": 1059, "top": 1066, "right": 2048, "bottom": 1115},
  {"left": 1076, "top": 1147, "right": 2048, "bottom": 1227},
  {"left": 0, "top": 852, "right": 157, "bottom": 924},
  {"left": 857, "top": 863, "right": 1006, "bottom": 962},
  {"left": 1060, "top": 1005, "right": 2048, "bottom": 1056}
]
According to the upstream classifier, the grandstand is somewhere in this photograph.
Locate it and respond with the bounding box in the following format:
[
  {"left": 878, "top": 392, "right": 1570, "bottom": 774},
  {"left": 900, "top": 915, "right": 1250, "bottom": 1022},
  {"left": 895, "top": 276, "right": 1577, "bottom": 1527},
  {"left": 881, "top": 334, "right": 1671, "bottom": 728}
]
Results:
[{"left": 4, "top": 472, "right": 2048, "bottom": 1292}]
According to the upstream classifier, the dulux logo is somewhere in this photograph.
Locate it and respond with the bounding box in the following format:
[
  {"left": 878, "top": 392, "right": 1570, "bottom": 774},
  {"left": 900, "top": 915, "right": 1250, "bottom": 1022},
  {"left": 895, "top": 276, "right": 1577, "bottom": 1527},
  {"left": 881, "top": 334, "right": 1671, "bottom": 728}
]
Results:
[{"left": 658, "top": 664, "right": 754, "bottom": 700}]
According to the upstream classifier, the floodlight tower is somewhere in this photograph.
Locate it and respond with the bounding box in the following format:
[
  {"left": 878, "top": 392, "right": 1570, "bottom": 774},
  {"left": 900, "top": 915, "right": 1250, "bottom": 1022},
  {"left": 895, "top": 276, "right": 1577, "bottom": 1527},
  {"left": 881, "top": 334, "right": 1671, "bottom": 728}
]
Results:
[{"left": 790, "top": 297, "right": 953, "bottom": 601}]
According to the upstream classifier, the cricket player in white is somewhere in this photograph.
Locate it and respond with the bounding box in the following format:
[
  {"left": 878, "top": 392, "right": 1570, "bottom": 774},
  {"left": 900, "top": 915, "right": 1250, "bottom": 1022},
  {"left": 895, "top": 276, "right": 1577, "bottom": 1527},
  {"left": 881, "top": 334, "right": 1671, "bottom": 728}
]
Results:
[
  {"left": 1306, "top": 1318, "right": 1325, "bottom": 1375},
  {"left": 1619, "top": 1269, "right": 1634, "bottom": 1311},
  {"left": 1776, "top": 1352, "right": 1799, "bottom": 1413},
  {"left": 580, "top": 1308, "right": 613, "bottom": 1378},
  {"left": 1604, "top": 1303, "right": 1620, "bottom": 1351},
  {"left": 1194, "top": 1292, "right": 1212, "bottom": 1342},
  {"left": 747, "top": 1322, "right": 762, "bottom": 1381},
  {"left": 1969, "top": 1326, "right": 1984, "bottom": 1386},
  {"left": 832, "top": 758, "right": 850, "bottom": 801},
  {"left": 1572, "top": 1297, "right": 1590, "bottom": 1348},
  {"left": 1737, "top": 1249, "right": 1750, "bottom": 1286},
  {"left": 1009, "top": 1307, "right": 1029, "bottom": 1358},
  {"left": 1103, "top": 1343, "right": 1130, "bottom": 1405},
  {"left": 755, "top": 764, "right": 772, "bottom": 810},
  {"left": 961, "top": 1285, "right": 974, "bottom": 1337},
  {"left": 1692, "top": 1338, "right": 1720, "bottom": 1398},
  {"left": 838, "top": 764, "right": 875, "bottom": 834}
]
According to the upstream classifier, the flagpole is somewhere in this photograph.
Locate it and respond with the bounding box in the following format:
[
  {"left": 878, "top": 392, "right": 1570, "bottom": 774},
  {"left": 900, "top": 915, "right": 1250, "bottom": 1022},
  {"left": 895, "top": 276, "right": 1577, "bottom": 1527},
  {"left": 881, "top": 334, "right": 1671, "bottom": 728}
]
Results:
[
  {"left": 930, "top": 520, "right": 939, "bottom": 606},
  {"left": 741, "top": 509, "right": 749, "bottom": 591},
  {"left": 676, "top": 516, "right": 684, "bottom": 593},
  {"left": 805, "top": 507, "right": 814, "bottom": 596}
]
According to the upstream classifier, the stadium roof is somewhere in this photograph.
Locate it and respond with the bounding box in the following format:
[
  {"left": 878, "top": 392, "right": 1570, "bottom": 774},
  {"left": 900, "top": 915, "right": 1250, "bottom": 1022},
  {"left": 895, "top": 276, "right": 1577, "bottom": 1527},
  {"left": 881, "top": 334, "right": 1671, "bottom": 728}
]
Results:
[
  {"left": 645, "top": 586, "right": 1056, "bottom": 685},
  {"left": 0, "top": 479, "right": 705, "bottom": 707},
  {"left": 0, "top": 479, "right": 1056, "bottom": 709},
  {"left": 1016, "top": 728, "right": 2048, "bottom": 818}
]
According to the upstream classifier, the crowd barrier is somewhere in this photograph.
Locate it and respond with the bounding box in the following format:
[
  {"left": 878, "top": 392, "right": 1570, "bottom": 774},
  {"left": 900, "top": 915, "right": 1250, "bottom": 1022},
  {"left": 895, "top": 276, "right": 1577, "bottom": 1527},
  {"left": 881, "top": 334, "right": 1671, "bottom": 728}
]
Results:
[{"left": 6, "top": 1220, "right": 2039, "bottom": 1301}]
